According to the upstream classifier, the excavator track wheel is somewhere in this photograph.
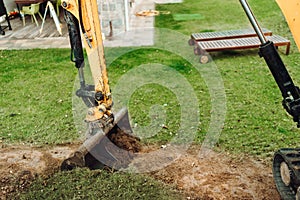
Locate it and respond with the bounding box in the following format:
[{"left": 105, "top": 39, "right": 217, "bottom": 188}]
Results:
[
  {"left": 273, "top": 149, "right": 300, "bottom": 200},
  {"left": 297, "top": 187, "right": 300, "bottom": 200},
  {"left": 280, "top": 161, "right": 291, "bottom": 186}
]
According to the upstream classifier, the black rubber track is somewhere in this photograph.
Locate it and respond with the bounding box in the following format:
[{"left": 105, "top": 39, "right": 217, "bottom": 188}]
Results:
[{"left": 273, "top": 148, "right": 300, "bottom": 200}]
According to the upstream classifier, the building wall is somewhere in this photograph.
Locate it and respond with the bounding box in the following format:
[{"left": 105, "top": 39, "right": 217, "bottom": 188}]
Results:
[{"left": 98, "top": 0, "right": 130, "bottom": 37}]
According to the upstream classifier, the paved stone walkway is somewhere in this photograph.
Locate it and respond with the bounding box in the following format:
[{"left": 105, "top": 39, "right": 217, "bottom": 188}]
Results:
[{"left": 0, "top": 0, "right": 182, "bottom": 49}]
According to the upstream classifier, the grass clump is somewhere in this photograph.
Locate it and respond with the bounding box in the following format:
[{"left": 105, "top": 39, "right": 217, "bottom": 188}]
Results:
[{"left": 17, "top": 168, "right": 184, "bottom": 200}]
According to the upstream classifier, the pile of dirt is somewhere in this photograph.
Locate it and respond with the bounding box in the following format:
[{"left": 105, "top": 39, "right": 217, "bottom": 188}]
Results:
[
  {"left": 108, "top": 127, "right": 142, "bottom": 153},
  {"left": 106, "top": 127, "right": 142, "bottom": 168}
]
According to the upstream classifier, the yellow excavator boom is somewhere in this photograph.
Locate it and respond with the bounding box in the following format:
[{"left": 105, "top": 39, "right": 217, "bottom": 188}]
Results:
[
  {"left": 59, "top": 0, "right": 141, "bottom": 170},
  {"left": 276, "top": 0, "right": 300, "bottom": 51},
  {"left": 62, "top": 0, "right": 112, "bottom": 122}
]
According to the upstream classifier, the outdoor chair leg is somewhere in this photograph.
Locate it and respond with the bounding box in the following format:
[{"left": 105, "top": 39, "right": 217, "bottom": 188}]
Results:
[
  {"left": 38, "top": 12, "right": 42, "bottom": 20},
  {"left": 5, "top": 14, "right": 11, "bottom": 30},
  {"left": 32, "top": 14, "right": 38, "bottom": 26},
  {"left": 22, "top": 16, "right": 25, "bottom": 26}
]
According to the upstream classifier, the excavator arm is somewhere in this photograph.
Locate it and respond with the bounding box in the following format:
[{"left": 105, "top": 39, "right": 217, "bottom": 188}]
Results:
[
  {"left": 62, "top": 0, "right": 113, "bottom": 121},
  {"left": 240, "top": 0, "right": 300, "bottom": 128},
  {"left": 240, "top": 1, "right": 300, "bottom": 199},
  {"left": 59, "top": 0, "right": 140, "bottom": 170}
]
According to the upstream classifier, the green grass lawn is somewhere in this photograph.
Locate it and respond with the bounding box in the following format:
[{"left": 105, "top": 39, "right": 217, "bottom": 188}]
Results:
[
  {"left": 17, "top": 169, "right": 183, "bottom": 200},
  {"left": 2, "top": 0, "right": 300, "bottom": 199},
  {"left": 0, "top": 49, "right": 78, "bottom": 144},
  {"left": 156, "top": 0, "right": 300, "bottom": 158}
]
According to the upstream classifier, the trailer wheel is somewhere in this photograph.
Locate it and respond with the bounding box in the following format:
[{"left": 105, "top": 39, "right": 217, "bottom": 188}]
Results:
[
  {"left": 188, "top": 39, "right": 195, "bottom": 46},
  {"left": 0, "top": 30, "right": 4, "bottom": 35},
  {"left": 199, "top": 55, "right": 209, "bottom": 64},
  {"left": 194, "top": 47, "right": 201, "bottom": 55}
]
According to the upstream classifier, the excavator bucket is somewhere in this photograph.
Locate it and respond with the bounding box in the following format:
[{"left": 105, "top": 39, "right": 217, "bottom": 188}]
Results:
[
  {"left": 275, "top": 0, "right": 300, "bottom": 51},
  {"left": 61, "top": 108, "right": 141, "bottom": 170}
]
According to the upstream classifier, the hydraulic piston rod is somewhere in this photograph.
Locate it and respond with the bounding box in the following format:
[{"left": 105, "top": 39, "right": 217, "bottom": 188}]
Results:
[{"left": 239, "top": 0, "right": 267, "bottom": 44}]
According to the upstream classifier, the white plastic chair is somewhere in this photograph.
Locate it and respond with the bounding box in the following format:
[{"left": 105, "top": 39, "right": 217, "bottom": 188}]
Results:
[{"left": 20, "top": 3, "right": 43, "bottom": 26}]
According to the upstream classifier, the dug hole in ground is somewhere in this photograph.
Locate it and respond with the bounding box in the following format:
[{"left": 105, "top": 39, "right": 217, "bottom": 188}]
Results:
[{"left": 0, "top": 140, "right": 281, "bottom": 199}]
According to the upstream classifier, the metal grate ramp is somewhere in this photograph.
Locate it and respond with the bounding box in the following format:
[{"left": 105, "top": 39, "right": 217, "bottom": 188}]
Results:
[
  {"left": 196, "top": 35, "right": 290, "bottom": 55},
  {"left": 190, "top": 28, "right": 272, "bottom": 42}
]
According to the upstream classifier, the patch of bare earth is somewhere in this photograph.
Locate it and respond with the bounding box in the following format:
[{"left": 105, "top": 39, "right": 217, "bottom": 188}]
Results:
[
  {"left": 149, "top": 146, "right": 281, "bottom": 200},
  {"left": 0, "top": 143, "right": 79, "bottom": 199},
  {"left": 0, "top": 143, "right": 281, "bottom": 200}
]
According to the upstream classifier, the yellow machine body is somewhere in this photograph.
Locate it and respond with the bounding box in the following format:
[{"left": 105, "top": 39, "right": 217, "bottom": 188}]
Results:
[{"left": 276, "top": 0, "right": 300, "bottom": 50}]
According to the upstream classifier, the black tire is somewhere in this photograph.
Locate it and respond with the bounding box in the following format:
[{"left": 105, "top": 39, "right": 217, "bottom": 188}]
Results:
[{"left": 0, "top": 30, "right": 5, "bottom": 35}]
